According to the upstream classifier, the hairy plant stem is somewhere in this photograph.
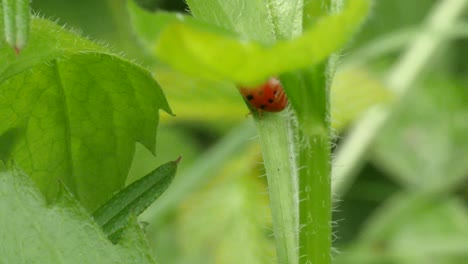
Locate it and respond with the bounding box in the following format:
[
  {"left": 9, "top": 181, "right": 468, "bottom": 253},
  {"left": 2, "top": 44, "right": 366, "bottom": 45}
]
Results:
[
  {"left": 257, "top": 60, "right": 333, "bottom": 264},
  {"left": 252, "top": 0, "right": 348, "bottom": 262},
  {"left": 285, "top": 63, "right": 333, "bottom": 264},
  {"left": 254, "top": 112, "right": 299, "bottom": 264}
]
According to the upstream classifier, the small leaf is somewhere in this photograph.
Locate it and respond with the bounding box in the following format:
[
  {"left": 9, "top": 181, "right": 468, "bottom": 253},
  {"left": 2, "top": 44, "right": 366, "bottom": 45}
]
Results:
[
  {"left": 1, "top": 0, "right": 30, "bottom": 53},
  {"left": 0, "top": 167, "right": 156, "bottom": 263},
  {"left": 155, "top": 0, "right": 370, "bottom": 85},
  {"left": 93, "top": 157, "right": 180, "bottom": 243}
]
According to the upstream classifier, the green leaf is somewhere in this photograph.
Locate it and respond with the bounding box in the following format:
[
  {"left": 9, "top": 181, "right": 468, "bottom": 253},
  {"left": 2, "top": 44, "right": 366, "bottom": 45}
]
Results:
[
  {"left": 1, "top": 0, "right": 30, "bottom": 53},
  {"left": 0, "top": 18, "right": 172, "bottom": 211},
  {"left": 93, "top": 158, "right": 179, "bottom": 243},
  {"left": 0, "top": 167, "right": 156, "bottom": 264},
  {"left": 373, "top": 79, "right": 468, "bottom": 192},
  {"left": 155, "top": 0, "right": 370, "bottom": 85}
]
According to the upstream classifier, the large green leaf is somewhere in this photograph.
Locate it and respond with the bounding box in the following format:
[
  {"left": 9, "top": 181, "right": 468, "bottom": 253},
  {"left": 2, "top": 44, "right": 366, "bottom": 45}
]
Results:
[
  {"left": 0, "top": 18, "right": 172, "bottom": 211},
  {"left": 0, "top": 167, "right": 156, "bottom": 264},
  {"left": 155, "top": 0, "right": 370, "bottom": 85}
]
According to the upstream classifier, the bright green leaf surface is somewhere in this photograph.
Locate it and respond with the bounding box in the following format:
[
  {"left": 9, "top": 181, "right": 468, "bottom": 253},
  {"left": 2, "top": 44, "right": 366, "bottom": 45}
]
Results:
[
  {"left": 155, "top": 0, "right": 370, "bottom": 85},
  {"left": 0, "top": 18, "right": 172, "bottom": 211},
  {"left": 0, "top": 167, "right": 156, "bottom": 264},
  {"left": 373, "top": 80, "right": 468, "bottom": 192},
  {"left": 93, "top": 158, "right": 179, "bottom": 242}
]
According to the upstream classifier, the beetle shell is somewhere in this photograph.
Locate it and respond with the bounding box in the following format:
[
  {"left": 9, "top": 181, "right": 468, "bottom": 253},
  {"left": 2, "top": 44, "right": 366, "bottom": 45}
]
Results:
[{"left": 239, "top": 78, "right": 288, "bottom": 112}]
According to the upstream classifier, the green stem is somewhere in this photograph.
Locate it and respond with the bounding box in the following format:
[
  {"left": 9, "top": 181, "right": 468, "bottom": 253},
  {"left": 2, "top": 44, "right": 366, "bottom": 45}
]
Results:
[
  {"left": 254, "top": 112, "right": 299, "bottom": 264},
  {"left": 298, "top": 129, "right": 331, "bottom": 264},
  {"left": 2, "top": 0, "right": 30, "bottom": 52},
  {"left": 287, "top": 63, "right": 332, "bottom": 264}
]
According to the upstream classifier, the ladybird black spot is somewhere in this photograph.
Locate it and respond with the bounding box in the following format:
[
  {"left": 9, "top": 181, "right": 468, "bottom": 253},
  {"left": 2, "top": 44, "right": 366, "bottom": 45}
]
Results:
[
  {"left": 246, "top": 94, "right": 254, "bottom": 100},
  {"left": 260, "top": 105, "right": 266, "bottom": 109},
  {"left": 268, "top": 99, "right": 274, "bottom": 103}
]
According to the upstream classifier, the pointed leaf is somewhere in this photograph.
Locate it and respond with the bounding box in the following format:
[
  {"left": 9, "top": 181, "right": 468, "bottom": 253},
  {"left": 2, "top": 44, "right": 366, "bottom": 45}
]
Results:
[{"left": 93, "top": 158, "right": 179, "bottom": 242}]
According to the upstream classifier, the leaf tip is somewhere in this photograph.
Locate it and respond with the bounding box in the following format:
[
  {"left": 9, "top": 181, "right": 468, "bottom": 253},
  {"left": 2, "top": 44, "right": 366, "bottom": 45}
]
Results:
[{"left": 174, "top": 155, "right": 183, "bottom": 164}]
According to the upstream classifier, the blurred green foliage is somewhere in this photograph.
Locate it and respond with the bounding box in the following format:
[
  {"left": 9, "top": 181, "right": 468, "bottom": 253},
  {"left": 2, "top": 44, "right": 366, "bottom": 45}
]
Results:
[{"left": 25, "top": 0, "right": 468, "bottom": 263}]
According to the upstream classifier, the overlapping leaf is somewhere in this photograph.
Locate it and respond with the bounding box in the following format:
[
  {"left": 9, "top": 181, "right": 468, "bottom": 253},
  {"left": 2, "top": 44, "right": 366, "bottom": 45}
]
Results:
[
  {"left": 128, "top": 0, "right": 370, "bottom": 85},
  {"left": 93, "top": 158, "right": 179, "bottom": 243},
  {"left": 154, "top": 0, "right": 370, "bottom": 85}
]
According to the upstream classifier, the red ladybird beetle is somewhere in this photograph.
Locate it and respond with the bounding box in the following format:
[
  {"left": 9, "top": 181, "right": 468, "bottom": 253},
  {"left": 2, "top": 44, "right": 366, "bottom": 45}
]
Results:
[{"left": 239, "top": 77, "right": 288, "bottom": 113}]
